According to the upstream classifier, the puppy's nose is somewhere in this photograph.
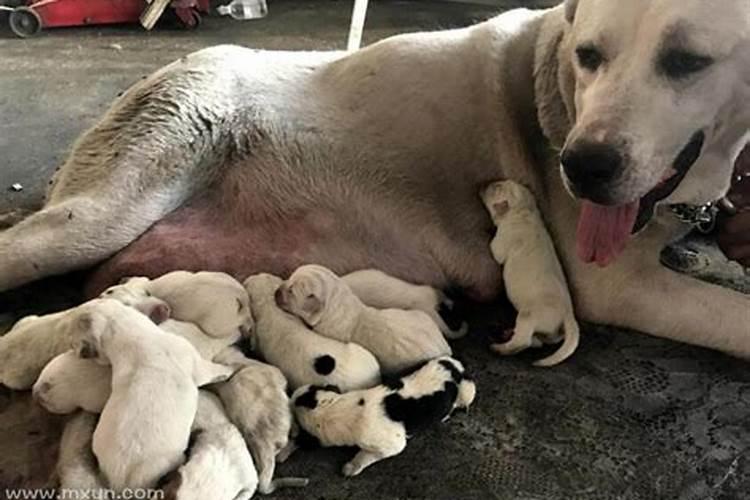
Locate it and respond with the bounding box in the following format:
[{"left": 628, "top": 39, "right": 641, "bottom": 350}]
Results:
[
  {"left": 32, "top": 382, "right": 50, "bottom": 402},
  {"left": 561, "top": 141, "right": 623, "bottom": 201}
]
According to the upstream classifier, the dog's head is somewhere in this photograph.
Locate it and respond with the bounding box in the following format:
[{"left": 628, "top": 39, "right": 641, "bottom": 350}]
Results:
[
  {"left": 482, "top": 181, "right": 537, "bottom": 219},
  {"left": 67, "top": 299, "right": 118, "bottom": 364},
  {"left": 101, "top": 277, "right": 172, "bottom": 325},
  {"left": 275, "top": 265, "right": 341, "bottom": 327},
  {"left": 542, "top": 0, "right": 750, "bottom": 265},
  {"left": 150, "top": 271, "right": 255, "bottom": 341}
]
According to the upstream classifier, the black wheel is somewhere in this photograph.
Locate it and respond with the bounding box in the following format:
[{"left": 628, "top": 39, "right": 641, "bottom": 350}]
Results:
[{"left": 9, "top": 7, "right": 41, "bottom": 38}]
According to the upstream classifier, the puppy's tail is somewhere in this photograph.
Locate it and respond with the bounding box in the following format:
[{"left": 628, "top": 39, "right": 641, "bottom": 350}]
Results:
[{"left": 533, "top": 315, "right": 580, "bottom": 368}]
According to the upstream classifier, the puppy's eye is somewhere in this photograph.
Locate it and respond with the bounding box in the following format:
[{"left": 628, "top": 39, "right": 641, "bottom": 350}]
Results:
[
  {"left": 576, "top": 44, "right": 605, "bottom": 72},
  {"left": 659, "top": 50, "right": 713, "bottom": 80},
  {"left": 236, "top": 298, "right": 243, "bottom": 312},
  {"left": 145, "top": 291, "right": 152, "bottom": 297}
]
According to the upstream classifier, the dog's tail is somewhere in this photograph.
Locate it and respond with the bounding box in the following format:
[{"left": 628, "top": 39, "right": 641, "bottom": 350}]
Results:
[{"left": 533, "top": 315, "right": 580, "bottom": 368}]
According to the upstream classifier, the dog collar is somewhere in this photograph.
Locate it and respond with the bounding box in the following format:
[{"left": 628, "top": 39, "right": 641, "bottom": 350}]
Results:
[{"left": 670, "top": 202, "right": 719, "bottom": 234}]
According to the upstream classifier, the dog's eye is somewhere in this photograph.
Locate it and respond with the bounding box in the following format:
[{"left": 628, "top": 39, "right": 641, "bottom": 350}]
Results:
[
  {"left": 576, "top": 44, "right": 605, "bottom": 72},
  {"left": 659, "top": 50, "right": 713, "bottom": 80},
  {"left": 236, "top": 298, "right": 243, "bottom": 312}
]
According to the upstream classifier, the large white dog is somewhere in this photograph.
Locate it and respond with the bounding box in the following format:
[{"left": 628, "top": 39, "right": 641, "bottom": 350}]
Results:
[{"left": 0, "top": 0, "right": 748, "bottom": 356}]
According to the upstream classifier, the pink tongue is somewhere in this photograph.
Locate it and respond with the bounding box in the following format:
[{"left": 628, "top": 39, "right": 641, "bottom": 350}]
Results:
[{"left": 576, "top": 201, "right": 640, "bottom": 267}]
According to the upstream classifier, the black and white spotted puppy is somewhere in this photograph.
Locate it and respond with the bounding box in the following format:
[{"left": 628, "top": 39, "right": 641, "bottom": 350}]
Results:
[
  {"left": 277, "top": 265, "right": 452, "bottom": 374},
  {"left": 244, "top": 273, "right": 380, "bottom": 391},
  {"left": 291, "top": 356, "right": 476, "bottom": 477},
  {"left": 342, "top": 269, "right": 468, "bottom": 339}
]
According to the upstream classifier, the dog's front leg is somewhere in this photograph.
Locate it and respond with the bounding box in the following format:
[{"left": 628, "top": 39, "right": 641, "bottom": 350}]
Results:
[{"left": 559, "top": 220, "right": 750, "bottom": 358}]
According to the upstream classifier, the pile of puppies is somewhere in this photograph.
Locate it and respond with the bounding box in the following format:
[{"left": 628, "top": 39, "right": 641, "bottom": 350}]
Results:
[
  {"left": 0, "top": 180, "right": 581, "bottom": 497},
  {"left": 0, "top": 268, "right": 476, "bottom": 498}
]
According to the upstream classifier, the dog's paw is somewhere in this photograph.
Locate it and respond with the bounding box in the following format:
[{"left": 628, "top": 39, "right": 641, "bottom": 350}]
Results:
[{"left": 341, "top": 461, "right": 363, "bottom": 477}]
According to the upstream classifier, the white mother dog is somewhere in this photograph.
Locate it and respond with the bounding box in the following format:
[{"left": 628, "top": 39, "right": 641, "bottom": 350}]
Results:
[{"left": 0, "top": 0, "right": 748, "bottom": 358}]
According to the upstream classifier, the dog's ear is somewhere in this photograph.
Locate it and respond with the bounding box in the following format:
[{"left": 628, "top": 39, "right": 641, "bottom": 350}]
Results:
[
  {"left": 71, "top": 311, "right": 105, "bottom": 359},
  {"left": 564, "top": 0, "right": 579, "bottom": 24},
  {"left": 534, "top": 10, "right": 576, "bottom": 149},
  {"left": 302, "top": 293, "right": 324, "bottom": 324}
]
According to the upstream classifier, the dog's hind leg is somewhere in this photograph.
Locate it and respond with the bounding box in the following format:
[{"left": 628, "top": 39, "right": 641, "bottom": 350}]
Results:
[{"left": 490, "top": 310, "right": 537, "bottom": 356}]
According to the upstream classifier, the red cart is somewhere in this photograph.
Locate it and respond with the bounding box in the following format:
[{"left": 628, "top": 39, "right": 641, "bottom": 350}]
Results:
[{"left": 4, "top": 0, "right": 209, "bottom": 38}]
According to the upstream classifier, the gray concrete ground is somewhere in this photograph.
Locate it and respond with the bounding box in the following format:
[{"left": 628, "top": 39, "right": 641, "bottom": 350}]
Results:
[{"left": 1, "top": 2, "right": 750, "bottom": 499}]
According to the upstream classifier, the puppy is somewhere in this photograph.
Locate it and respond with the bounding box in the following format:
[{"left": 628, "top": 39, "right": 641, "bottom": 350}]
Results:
[
  {"left": 291, "top": 356, "right": 475, "bottom": 477},
  {"left": 212, "top": 347, "right": 308, "bottom": 494},
  {"left": 342, "top": 269, "right": 468, "bottom": 339},
  {"left": 56, "top": 412, "right": 107, "bottom": 493},
  {"left": 102, "top": 270, "right": 254, "bottom": 339},
  {"left": 0, "top": 306, "right": 84, "bottom": 390},
  {"left": 161, "top": 391, "right": 258, "bottom": 500},
  {"left": 482, "top": 180, "right": 580, "bottom": 367},
  {"left": 71, "top": 299, "right": 235, "bottom": 491},
  {"left": 160, "top": 319, "right": 239, "bottom": 361},
  {"left": 277, "top": 265, "right": 452, "bottom": 374},
  {"left": 244, "top": 273, "right": 380, "bottom": 391},
  {"left": 33, "top": 351, "right": 110, "bottom": 414}
]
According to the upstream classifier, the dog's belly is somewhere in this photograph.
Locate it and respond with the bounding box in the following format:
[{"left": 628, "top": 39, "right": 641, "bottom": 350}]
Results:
[{"left": 86, "top": 172, "right": 501, "bottom": 299}]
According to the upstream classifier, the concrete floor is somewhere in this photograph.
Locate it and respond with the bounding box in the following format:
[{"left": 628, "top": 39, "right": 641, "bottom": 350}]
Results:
[{"left": 2, "top": 2, "right": 750, "bottom": 499}]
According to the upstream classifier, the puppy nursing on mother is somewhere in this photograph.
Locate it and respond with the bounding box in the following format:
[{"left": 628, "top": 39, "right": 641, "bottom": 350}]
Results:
[
  {"left": 277, "top": 265, "right": 452, "bottom": 374},
  {"left": 291, "top": 356, "right": 476, "bottom": 477},
  {"left": 482, "top": 181, "right": 580, "bottom": 367},
  {"left": 70, "top": 299, "right": 235, "bottom": 491},
  {"left": 244, "top": 273, "right": 381, "bottom": 391}
]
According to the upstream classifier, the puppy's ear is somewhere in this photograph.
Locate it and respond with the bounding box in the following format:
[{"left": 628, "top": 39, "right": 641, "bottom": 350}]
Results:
[
  {"left": 564, "top": 0, "right": 579, "bottom": 23},
  {"left": 302, "top": 293, "right": 324, "bottom": 322},
  {"left": 492, "top": 201, "right": 510, "bottom": 217},
  {"left": 193, "top": 359, "right": 235, "bottom": 387}
]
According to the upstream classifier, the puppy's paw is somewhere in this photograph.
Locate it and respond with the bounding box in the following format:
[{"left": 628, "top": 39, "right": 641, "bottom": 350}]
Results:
[{"left": 341, "top": 461, "right": 363, "bottom": 477}]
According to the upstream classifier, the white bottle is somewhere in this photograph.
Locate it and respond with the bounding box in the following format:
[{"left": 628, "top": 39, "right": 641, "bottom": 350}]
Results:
[{"left": 217, "top": 0, "right": 268, "bottom": 20}]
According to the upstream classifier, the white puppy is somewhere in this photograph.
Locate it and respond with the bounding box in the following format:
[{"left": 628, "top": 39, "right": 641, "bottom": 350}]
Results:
[
  {"left": 277, "top": 265, "right": 452, "bottom": 374},
  {"left": 33, "top": 351, "right": 110, "bottom": 414},
  {"left": 291, "top": 356, "right": 476, "bottom": 477},
  {"left": 342, "top": 269, "right": 468, "bottom": 339},
  {"left": 0, "top": 306, "right": 87, "bottom": 390},
  {"left": 482, "top": 180, "right": 580, "bottom": 367},
  {"left": 31, "top": 319, "right": 236, "bottom": 417},
  {"left": 161, "top": 391, "right": 258, "bottom": 500},
  {"left": 56, "top": 412, "right": 108, "bottom": 493},
  {"left": 102, "top": 270, "right": 254, "bottom": 339},
  {"left": 244, "top": 273, "right": 380, "bottom": 391},
  {"left": 212, "top": 347, "right": 308, "bottom": 494},
  {"left": 71, "top": 299, "right": 235, "bottom": 491}
]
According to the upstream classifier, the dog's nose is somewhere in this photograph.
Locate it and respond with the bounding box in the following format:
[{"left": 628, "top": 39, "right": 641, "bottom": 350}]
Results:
[
  {"left": 561, "top": 142, "right": 623, "bottom": 201},
  {"left": 32, "top": 382, "right": 50, "bottom": 402}
]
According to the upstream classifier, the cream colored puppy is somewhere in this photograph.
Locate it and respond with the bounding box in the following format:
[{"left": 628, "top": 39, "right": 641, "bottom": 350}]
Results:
[
  {"left": 161, "top": 391, "right": 258, "bottom": 500},
  {"left": 0, "top": 309, "right": 71, "bottom": 389},
  {"left": 244, "top": 273, "right": 380, "bottom": 391},
  {"left": 277, "top": 265, "right": 452, "bottom": 374},
  {"left": 291, "top": 357, "right": 475, "bottom": 477},
  {"left": 212, "top": 347, "right": 308, "bottom": 494},
  {"left": 33, "top": 351, "right": 110, "bottom": 414},
  {"left": 56, "top": 412, "right": 107, "bottom": 493},
  {"left": 482, "top": 180, "right": 580, "bottom": 367},
  {"left": 71, "top": 299, "right": 235, "bottom": 491},
  {"left": 102, "top": 270, "right": 254, "bottom": 339},
  {"left": 342, "top": 269, "right": 468, "bottom": 339},
  {"left": 32, "top": 320, "right": 235, "bottom": 416}
]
